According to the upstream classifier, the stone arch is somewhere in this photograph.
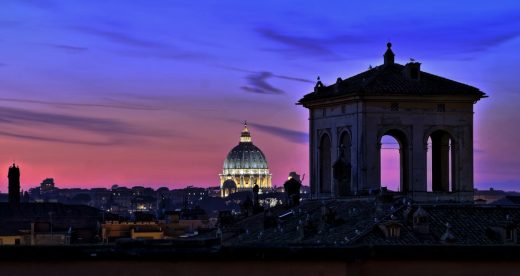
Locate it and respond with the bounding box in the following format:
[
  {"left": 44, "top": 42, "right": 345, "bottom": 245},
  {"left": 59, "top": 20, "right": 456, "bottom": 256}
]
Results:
[
  {"left": 318, "top": 133, "right": 332, "bottom": 194},
  {"left": 378, "top": 127, "right": 411, "bottom": 193},
  {"left": 425, "top": 128, "right": 458, "bottom": 192},
  {"left": 423, "top": 126, "right": 458, "bottom": 149}
]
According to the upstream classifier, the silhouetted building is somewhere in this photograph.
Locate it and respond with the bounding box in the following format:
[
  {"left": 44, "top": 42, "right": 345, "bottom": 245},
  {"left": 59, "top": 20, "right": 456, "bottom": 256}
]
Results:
[
  {"left": 298, "top": 43, "right": 486, "bottom": 202},
  {"left": 101, "top": 220, "right": 163, "bottom": 243},
  {"left": 220, "top": 122, "right": 272, "bottom": 197},
  {"left": 7, "top": 164, "right": 20, "bottom": 205},
  {"left": 0, "top": 202, "right": 113, "bottom": 245},
  {"left": 40, "top": 178, "right": 55, "bottom": 193}
]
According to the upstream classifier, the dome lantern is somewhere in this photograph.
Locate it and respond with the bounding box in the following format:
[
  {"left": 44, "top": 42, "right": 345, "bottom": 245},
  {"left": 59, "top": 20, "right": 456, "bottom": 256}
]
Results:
[{"left": 240, "top": 121, "right": 252, "bottom": 143}]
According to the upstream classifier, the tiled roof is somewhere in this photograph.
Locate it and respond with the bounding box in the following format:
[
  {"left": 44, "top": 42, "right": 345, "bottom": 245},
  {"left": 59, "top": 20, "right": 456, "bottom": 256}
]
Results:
[
  {"left": 223, "top": 198, "right": 398, "bottom": 247},
  {"left": 223, "top": 198, "right": 520, "bottom": 247},
  {"left": 492, "top": 196, "right": 520, "bottom": 205},
  {"left": 0, "top": 203, "right": 115, "bottom": 230},
  {"left": 0, "top": 203, "right": 102, "bottom": 219},
  {"left": 298, "top": 63, "right": 486, "bottom": 105}
]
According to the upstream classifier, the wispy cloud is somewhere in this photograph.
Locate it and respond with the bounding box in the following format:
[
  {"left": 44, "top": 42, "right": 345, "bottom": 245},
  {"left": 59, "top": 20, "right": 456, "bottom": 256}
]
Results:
[
  {"left": 255, "top": 27, "right": 372, "bottom": 60},
  {"left": 0, "top": 130, "right": 121, "bottom": 146},
  {"left": 0, "top": 97, "right": 160, "bottom": 111},
  {"left": 0, "top": 106, "right": 134, "bottom": 134},
  {"left": 0, "top": 106, "right": 169, "bottom": 145},
  {"left": 255, "top": 11, "right": 520, "bottom": 61},
  {"left": 249, "top": 122, "right": 308, "bottom": 144},
  {"left": 274, "top": 74, "right": 314, "bottom": 83},
  {"left": 256, "top": 27, "right": 340, "bottom": 59},
  {"left": 16, "top": 0, "right": 59, "bottom": 11},
  {"left": 50, "top": 44, "right": 89, "bottom": 53},
  {"left": 71, "top": 26, "right": 210, "bottom": 61},
  {"left": 72, "top": 26, "right": 166, "bottom": 49},
  {"left": 242, "top": 71, "right": 284, "bottom": 94},
  {"left": 220, "top": 65, "right": 313, "bottom": 83},
  {"left": 219, "top": 66, "right": 312, "bottom": 95},
  {"left": 369, "top": 14, "right": 520, "bottom": 58}
]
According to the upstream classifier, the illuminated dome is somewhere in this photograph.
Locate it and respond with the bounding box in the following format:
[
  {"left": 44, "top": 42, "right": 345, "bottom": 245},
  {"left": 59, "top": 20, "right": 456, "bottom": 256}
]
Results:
[
  {"left": 223, "top": 143, "right": 268, "bottom": 170},
  {"left": 219, "top": 122, "right": 272, "bottom": 197}
]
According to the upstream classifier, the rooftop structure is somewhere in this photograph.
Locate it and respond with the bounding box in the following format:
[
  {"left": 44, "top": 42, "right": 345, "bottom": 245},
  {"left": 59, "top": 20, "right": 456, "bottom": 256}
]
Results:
[{"left": 298, "top": 43, "right": 486, "bottom": 201}]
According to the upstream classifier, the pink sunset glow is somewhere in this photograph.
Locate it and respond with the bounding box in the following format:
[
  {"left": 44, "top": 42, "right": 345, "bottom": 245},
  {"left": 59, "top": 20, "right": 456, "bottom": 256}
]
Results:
[{"left": 0, "top": 1, "right": 519, "bottom": 191}]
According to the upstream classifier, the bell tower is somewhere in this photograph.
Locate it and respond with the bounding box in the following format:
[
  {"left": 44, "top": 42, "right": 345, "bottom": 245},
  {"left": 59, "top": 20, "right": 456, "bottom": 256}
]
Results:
[{"left": 8, "top": 163, "right": 20, "bottom": 205}]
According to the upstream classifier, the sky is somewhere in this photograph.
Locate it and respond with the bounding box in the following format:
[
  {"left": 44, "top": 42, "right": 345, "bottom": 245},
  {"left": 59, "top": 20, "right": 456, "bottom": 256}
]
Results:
[{"left": 0, "top": 0, "right": 519, "bottom": 191}]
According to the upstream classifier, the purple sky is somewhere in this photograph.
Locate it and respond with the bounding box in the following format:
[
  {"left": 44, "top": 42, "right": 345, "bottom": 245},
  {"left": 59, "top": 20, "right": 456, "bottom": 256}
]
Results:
[{"left": 0, "top": 1, "right": 519, "bottom": 191}]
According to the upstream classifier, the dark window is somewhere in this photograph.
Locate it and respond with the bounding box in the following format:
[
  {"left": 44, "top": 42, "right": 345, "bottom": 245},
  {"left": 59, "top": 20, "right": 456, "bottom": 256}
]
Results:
[
  {"left": 391, "top": 103, "right": 399, "bottom": 111},
  {"left": 15, "top": 239, "right": 20, "bottom": 245},
  {"left": 322, "top": 109, "right": 326, "bottom": 117},
  {"left": 506, "top": 228, "right": 515, "bottom": 241},
  {"left": 437, "top": 104, "right": 446, "bottom": 112}
]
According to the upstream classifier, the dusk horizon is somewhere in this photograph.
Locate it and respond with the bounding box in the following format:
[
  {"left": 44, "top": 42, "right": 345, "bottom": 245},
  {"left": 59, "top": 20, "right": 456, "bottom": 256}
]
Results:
[
  {"left": 3, "top": 2, "right": 520, "bottom": 274},
  {"left": 1, "top": 0, "right": 519, "bottom": 192}
]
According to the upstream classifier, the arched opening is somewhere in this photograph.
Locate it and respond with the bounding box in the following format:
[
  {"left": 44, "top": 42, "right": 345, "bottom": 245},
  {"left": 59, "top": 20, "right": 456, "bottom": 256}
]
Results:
[
  {"left": 336, "top": 131, "right": 352, "bottom": 196},
  {"left": 380, "top": 130, "right": 409, "bottom": 192},
  {"left": 427, "top": 130, "right": 454, "bottom": 192},
  {"left": 319, "top": 134, "right": 332, "bottom": 194}
]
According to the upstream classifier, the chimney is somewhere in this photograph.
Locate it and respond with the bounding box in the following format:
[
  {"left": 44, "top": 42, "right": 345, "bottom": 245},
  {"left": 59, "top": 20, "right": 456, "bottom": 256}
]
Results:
[
  {"left": 384, "top": 42, "right": 395, "bottom": 65},
  {"left": 404, "top": 62, "right": 421, "bottom": 80}
]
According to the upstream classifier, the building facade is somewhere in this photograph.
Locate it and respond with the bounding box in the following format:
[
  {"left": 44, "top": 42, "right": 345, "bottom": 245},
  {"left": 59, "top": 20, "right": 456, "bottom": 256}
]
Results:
[
  {"left": 219, "top": 122, "right": 272, "bottom": 197},
  {"left": 298, "top": 43, "right": 486, "bottom": 201}
]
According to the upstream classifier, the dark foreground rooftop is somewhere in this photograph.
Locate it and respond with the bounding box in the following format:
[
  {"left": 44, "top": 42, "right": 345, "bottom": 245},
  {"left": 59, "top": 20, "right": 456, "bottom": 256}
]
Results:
[
  {"left": 223, "top": 197, "right": 520, "bottom": 247},
  {"left": 2, "top": 199, "right": 520, "bottom": 275},
  {"left": 1, "top": 243, "right": 520, "bottom": 276}
]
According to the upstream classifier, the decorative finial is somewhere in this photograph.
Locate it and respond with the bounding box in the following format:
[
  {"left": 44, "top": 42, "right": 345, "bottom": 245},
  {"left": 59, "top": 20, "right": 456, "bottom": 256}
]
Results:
[
  {"left": 384, "top": 42, "right": 395, "bottom": 65},
  {"left": 240, "top": 121, "right": 251, "bottom": 142},
  {"left": 314, "top": 75, "right": 324, "bottom": 92}
]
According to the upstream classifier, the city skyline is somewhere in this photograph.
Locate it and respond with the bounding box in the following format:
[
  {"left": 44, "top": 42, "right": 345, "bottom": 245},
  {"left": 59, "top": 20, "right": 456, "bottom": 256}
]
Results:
[{"left": 1, "top": 1, "right": 519, "bottom": 191}]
